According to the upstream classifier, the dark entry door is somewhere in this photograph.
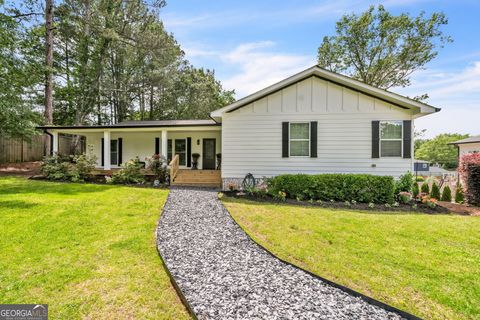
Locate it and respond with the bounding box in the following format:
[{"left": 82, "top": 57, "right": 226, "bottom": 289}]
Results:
[{"left": 202, "top": 139, "right": 216, "bottom": 169}]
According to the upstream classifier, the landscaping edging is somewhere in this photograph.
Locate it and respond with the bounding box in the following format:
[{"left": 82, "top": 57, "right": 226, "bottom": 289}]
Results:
[
  {"left": 225, "top": 206, "right": 422, "bottom": 320},
  {"left": 222, "top": 191, "right": 450, "bottom": 214}
]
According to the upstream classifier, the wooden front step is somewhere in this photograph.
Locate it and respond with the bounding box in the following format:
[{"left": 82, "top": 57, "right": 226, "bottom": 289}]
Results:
[{"left": 172, "top": 169, "right": 221, "bottom": 187}]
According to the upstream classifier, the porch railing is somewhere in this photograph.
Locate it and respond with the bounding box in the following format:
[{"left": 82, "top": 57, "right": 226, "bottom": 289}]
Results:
[{"left": 169, "top": 154, "right": 180, "bottom": 183}]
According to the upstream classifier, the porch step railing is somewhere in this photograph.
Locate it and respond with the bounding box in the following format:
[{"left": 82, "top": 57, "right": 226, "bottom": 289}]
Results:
[{"left": 169, "top": 154, "right": 180, "bottom": 183}]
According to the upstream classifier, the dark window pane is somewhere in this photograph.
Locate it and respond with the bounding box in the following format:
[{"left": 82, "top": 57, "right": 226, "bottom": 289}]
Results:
[
  {"left": 381, "top": 141, "right": 402, "bottom": 157},
  {"left": 167, "top": 139, "right": 172, "bottom": 162},
  {"left": 110, "top": 140, "right": 118, "bottom": 165},
  {"left": 290, "top": 141, "right": 309, "bottom": 156},
  {"left": 290, "top": 123, "right": 309, "bottom": 139},
  {"left": 380, "top": 121, "right": 402, "bottom": 139}
]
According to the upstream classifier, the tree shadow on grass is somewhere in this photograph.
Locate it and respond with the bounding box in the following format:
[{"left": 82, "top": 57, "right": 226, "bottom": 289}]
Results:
[
  {"left": 0, "top": 200, "right": 38, "bottom": 210},
  {"left": 0, "top": 178, "right": 117, "bottom": 196}
]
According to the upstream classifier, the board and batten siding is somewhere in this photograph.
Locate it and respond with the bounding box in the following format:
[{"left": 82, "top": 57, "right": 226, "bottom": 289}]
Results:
[{"left": 221, "top": 76, "right": 414, "bottom": 182}]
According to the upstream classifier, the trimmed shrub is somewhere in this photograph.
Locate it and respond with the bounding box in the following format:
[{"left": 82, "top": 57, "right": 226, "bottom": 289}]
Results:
[
  {"left": 441, "top": 185, "right": 452, "bottom": 202},
  {"left": 41, "top": 154, "right": 96, "bottom": 182},
  {"left": 464, "top": 164, "right": 480, "bottom": 205},
  {"left": 455, "top": 185, "right": 465, "bottom": 204},
  {"left": 395, "top": 171, "right": 413, "bottom": 194},
  {"left": 421, "top": 182, "right": 430, "bottom": 194},
  {"left": 412, "top": 182, "right": 420, "bottom": 198},
  {"left": 430, "top": 182, "right": 441, "bottom": 200},
  {"left": 267, "top": 173, "right": 395, "bottom": 204},
  {"left": 110, "top": 157, "right": 145, "bottom": 184}
]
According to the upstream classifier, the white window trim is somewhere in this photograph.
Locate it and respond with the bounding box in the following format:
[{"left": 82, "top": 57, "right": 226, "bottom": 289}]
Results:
[
  {"left": 289, "top": 121, "right": 311, "bottom": 157},
  {"left": 379, "top": 120, "right": 403, "bottom": 158}
]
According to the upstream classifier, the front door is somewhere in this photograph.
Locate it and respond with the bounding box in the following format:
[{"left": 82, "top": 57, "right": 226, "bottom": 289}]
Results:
[{"left": 202, "top": 139, "right": 216, "bottom": 169}]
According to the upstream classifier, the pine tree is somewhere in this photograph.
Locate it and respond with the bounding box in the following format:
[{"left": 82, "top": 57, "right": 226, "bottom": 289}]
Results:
[
  {"left": 431, "top": 182, "right": 441, "bottom": 199},
  {"left": 421, "top": 182, "right": 430, "bottom": 194},
  {"left": 455, "top": 185, "right": 465, "bottom": 204},
  {"left": 441, "top": 185, "right": 452, "bottom": 202}
]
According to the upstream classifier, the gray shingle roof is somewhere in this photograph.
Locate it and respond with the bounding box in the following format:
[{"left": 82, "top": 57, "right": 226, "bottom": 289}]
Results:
[
  {"left": 37, "top": 119, "right": 219, "bottom": 130},
  {"left": 451, "top": 135, "right": 480, "bottom": 145}
]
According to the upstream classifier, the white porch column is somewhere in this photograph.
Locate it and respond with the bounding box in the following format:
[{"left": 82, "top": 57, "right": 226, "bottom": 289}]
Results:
[
  {"left": 52, "top": 131, "right": 59, "bottom": 155},
  {"left": 103, "top": 131, "right": 111, "bottom": 170},
  {"left": 161, "top": 130, "right": 168, "bottom": 160}
]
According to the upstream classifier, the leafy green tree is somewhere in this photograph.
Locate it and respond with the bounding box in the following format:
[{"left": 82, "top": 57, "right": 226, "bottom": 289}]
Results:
[
  {"left": 0, "top": 2, "right": 42, "bottom": 138},
  {"left": 317, "top": 5, "right": 451, "bottom": 89},
  {"left": 415, "top": 133, "right": 468, "bottom": 169}
]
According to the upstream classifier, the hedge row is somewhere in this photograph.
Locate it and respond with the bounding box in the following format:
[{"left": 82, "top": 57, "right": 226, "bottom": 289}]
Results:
[{"left": 267, "top": 174, "right": 395, "bottom": 204}]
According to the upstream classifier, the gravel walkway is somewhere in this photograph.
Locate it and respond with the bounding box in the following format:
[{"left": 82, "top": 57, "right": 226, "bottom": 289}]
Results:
[{"left": 157, "top": 187, "right": 406, "bottom": 320}]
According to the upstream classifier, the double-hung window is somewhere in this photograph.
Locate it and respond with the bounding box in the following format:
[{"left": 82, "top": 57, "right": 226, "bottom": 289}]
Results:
[
  {"left": 289, "top": 122, "right": 310, "bottom": 157},
  {"left": 110, "top": 139, "right": 118, "bottom": 165},
  {"left": 380, "top": 121, "right": 403, "bottom": 157}
]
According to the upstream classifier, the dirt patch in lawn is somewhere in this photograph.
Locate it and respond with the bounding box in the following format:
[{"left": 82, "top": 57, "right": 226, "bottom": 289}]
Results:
[{"left": 0, "top": 162, "right": 41, "bottom": 176}]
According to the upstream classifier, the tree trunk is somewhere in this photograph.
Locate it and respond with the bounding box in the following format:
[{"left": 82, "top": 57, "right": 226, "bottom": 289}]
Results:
[{"left": 44, "top": 0, "right": 54, "bottom": 125}]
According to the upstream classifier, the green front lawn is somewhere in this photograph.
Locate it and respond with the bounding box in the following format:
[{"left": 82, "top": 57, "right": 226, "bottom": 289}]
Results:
[
  {"left": 223, "top": 197, "right": 480, "bottom": 320},
  {"left": 0, "top": 177, "right": 189, "bottom": 319}
]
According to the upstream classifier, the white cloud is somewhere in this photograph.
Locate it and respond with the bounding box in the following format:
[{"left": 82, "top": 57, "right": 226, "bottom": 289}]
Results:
[
  {"left": 219, "top": 41, "right": 315, "bottom": 97},
  {"left": 395, "top": 62, "right": 480, "bottom": 137}
]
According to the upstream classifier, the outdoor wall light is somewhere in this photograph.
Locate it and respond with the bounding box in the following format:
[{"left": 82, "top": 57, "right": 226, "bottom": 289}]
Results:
[{"left": 197, "top": 139, "right": 200, "bottom": 145}]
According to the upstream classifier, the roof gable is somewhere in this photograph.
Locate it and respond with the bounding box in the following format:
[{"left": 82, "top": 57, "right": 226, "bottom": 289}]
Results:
[{"left": 211, "top": 66, "right": 439, "bottom": 120}]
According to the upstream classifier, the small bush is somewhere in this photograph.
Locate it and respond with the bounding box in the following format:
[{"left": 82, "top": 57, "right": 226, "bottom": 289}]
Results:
[
  {"left": 395, "top": 172, "right": 413, "bottom": 194},
  {"left": 441, "top": 185, "right": 452, "bottom": 202},
  {"left": 41, "top": 154, "right": 96, "bottom": 182},
  {"left": 415, "top": 176, "right": 424, "bottom": 182},
  {"left": 412, "top": 182, "right": 420, "bottom": 198},
  {"left": 420, "top": 182, "right": 430, "bottom": 194},
  {"left": 430, "top": 182, "right": 441, "bottom": 200},
  {"left": 110, "top": 157, "right": 145, "bottom": 184},
  {"left": 267, "top": 173, "right": 395, "bottom": 204},
  {"left": 398, "top": 192, "right": 412, "bottom": 204},
  {"left": 455, "top": 185, "right": 465, "bottom": 204},
  {"left": 145, "top": 154, "right": 168, "bottom": 182}
]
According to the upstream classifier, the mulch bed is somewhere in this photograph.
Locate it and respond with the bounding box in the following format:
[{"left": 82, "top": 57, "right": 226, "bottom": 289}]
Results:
[
  {"left": 222, "top": 191, "right": 450, "bottom": 215},
  {"left": 437, "top": 201, "right": 480, "bottom": 216},
  {"left": 0, "top": 162, "right": 42, "bottom": 176}
]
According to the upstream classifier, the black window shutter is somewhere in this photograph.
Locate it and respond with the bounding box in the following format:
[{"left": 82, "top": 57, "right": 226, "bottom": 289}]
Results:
[
  {"left": 282, "top": 122, "right": 289, "bottom": 158},
  {"left": 403, "top": 120, "right": 412, "bottom": 158},
  {"left": 118, "top": 138, "right": 123, "bottom": 164},
  {"left": 101, "top": 138, "right": 105, "bottom": 166},
  {"left": 372, "top": 121, "right": 380, "bottom": 158},
  {"left": 187, "top": 137, "right": 192, "bottom": 167},
  {"left": 310, "top": 121, "right": 317, "bottom": 158},
  {"left": 155, "top": 137, "right": 160, "bottom": 155}
]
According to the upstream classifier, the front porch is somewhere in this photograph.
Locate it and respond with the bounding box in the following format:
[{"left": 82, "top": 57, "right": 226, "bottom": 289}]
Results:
[{"left": 42, "top": 120, "right": 223, "bottom": 187}]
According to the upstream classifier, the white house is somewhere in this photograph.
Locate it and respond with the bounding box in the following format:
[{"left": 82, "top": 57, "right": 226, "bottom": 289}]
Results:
[
  {"left": 39, "top": 66, "right": 439, "bottom": 188},
  {"left": 451, "top": 135, "right": 480, "bottom": 156}
]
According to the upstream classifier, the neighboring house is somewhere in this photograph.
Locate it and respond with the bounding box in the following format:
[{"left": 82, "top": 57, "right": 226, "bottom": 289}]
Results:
[
  {"left": 450, "top": 135, "right": 480, "bottom": 156},
  {"left": 38, "top": 66, "right": 439, "bottom": 188}
]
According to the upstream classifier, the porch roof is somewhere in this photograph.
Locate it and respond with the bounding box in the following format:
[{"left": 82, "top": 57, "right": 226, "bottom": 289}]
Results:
[{"left": 37, "top": 119, "right": 220, "bottom": 130}]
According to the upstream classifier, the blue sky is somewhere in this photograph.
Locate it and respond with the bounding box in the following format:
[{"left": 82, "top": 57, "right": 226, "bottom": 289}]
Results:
[{"left": 161, "top": 0, "right": 480, "bottom": 138}]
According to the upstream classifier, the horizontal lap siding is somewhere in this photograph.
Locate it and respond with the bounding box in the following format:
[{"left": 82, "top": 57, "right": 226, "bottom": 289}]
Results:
[{"left": 222, "top": 76, "right": 413, "bottom": 179}]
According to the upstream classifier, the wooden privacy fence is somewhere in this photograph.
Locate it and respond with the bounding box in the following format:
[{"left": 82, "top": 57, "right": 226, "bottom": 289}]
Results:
[{"left": 0, "top": 134, "right": 85, "bottom": 164}]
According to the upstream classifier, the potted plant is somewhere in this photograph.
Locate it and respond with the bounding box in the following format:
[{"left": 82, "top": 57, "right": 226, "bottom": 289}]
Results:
[{"left": 192, "top": 153, "right": 200, "bottom": 169}]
